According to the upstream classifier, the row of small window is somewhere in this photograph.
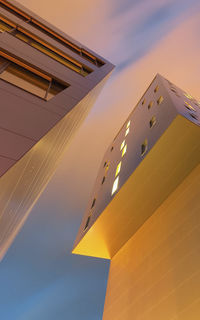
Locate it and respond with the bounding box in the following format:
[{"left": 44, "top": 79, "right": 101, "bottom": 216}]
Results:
[
  {"left": 0, "top": 51, "right": 68, "bottom": 100},
  {"left": 141, "top": 84, "right": 164, "bottom": 109},
  {"left": 111, "top": 120, "right": 131, "bottom": 195},
  {"left": 0, "top": 17, "right": 92, "bottom": 76},
  {"left": 83, "top": 121, "right": 131, "bottom": 230},
  {"left": 84, "top": 159, "right": 111, "bottom": 230},
  {"left": 170, "top": 87, "right": 199, "bottom": 121},
  {"left": 0, "top": 0, "right": 104, "bottom": 67}
]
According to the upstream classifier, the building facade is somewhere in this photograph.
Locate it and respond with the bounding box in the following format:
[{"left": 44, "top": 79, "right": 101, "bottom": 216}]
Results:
[
  {"left": 73, "top": 74, "right": 200, "bottom": 319},
  {"left": 0, "top": 0, "right": 114, "bottom": 260}
]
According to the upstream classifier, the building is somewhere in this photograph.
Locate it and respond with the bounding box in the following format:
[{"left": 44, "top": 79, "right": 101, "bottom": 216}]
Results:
[
  {"left": 73, "top": 74, "right": 200, "bottom": 319},
  {"left": 0, "top": 0, "right": 114, "bottom": 260}
]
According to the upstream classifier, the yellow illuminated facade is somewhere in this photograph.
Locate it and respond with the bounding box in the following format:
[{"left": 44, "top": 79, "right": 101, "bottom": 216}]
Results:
[{"left": 73, "top": 74, "right": 200, "bottom": 320}]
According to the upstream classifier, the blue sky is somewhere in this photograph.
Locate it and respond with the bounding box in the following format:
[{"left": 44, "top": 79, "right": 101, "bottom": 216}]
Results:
[{"left": 0, "top": 0, "right": 200, "bottom": 319}]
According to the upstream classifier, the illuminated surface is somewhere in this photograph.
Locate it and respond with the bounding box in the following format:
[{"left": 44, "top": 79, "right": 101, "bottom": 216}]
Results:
[
  {"left": 103, "top": 164, "right": 200, "bottom": 320},
  {"left": 73, "top": 114, "right": 200, "bottom": 259}
]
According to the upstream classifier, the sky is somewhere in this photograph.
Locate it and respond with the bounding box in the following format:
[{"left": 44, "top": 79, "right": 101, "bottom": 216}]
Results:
[{"left": 0, "top": 0, "right": 200, "bottom": 319}]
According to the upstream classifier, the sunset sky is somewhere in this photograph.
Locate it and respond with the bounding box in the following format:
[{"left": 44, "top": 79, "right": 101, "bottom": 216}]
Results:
[{"left": 0, "top": 0, "right": 200, "bottom": 319}]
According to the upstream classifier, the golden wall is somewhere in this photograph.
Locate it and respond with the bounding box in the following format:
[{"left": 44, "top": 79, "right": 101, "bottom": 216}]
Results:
[{"left": 103, "top": 163, "right": 200, "bottom": 320}]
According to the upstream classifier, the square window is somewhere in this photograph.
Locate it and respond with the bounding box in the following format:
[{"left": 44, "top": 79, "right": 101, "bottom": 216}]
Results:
[
  {"left": 115, "top": 161, "right": 121, "bottom": 177},
  {"left": 122, "top": 145, "right": 127, "bottom": 157},
  {"left": 141, "top": 139, "right": 148, "bottom": 156},
  {"left": 120, "top": 140, "right": 125, "bottom": 151},
  {"left": 157, "top": 96, "right": 164, "bottom": 105},
  {"left": 112, "top": 176, "right": 119, "bottom": 195},
  {"left": 125, "top": 128, "right": 130, "bottom": 136},
  {"left": 126, "top": 120, "right": 130, "bottom": 128}
]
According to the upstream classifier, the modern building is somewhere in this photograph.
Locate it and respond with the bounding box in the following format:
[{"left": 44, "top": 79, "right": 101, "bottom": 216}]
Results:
[
  {"left": 0, "top": 0, "right": 114, "bottom": 260},
  {"left": 73, "top": 74, "right": 200, "bottom": 319}
]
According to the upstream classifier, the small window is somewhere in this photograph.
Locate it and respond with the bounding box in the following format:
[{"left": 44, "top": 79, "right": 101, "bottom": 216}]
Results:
[
  {"left": 171, "top": 88, "right": 176, "bottom": 93},
  {"left": 184, "top": 92, "right": 193, "bottom": 100},
  {"left": 111, "top": 176, "right": 119, "bottom": 195},
  {"left": 122, "top": 145, "right": 127, "bottom": 157},
  {"left": 125, "top": 127, "right": 130, "bottom": 136},
  {"left": 126, "top": 120, "right": 131, "bottom": 128},
  {"left": 189, "top": 113, "right": 198, "bottom": 121},
  {"left": 110, "top": 146, "right": 114, "bottom": 152},
  {"left": 101, "top": 176, "right": 106, "bottom": 185},
  {"left": 148, "top": 101, "right": 153, "bottom": 109},
  {"left": 154, "top": 85, "right": 159, "bottom": 93},
  {"left": 142, "top": 98, "right": 146, "bottom": 105},
  {"left": 120, "top": 140, "right": 125, "bottom": 151},
  {"left": 157, "top": 96, "right": 164, "bottom": 105},
  {"left": 103, "top": 161, "right": 107, "bottom": 168},
  {"left": 149, "top": 116, "right": 156, "bottom": 128},
  {"left": 141, "top": 139, "right": 148, "bottom": 156},
  {"left": 91, "top": 198, "right": 96, "bottom": 209},
  {"left": 115, "top": 162, "right": 121, "bottom": 177},
  {"left": 84, "top": 215, "right": 91, "bottom": 230},
  {"left": 105, "top": 162, "right": 110, "bottom": 174},
  {"left": 184, "top": 101, "right": 196, "bottom": 112}
]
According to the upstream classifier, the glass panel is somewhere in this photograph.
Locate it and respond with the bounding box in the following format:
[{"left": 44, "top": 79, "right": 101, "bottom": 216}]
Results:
[
  {"left": 0, "top": 61, "right": 49, "bottom": 98},
  {"left": 0, "top": 19, "right": 13, "bottom": 33}
]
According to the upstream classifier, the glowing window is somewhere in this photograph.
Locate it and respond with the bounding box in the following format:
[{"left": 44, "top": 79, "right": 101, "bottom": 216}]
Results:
[
  {"left": 120, "top": 140, "right": 125, "bottom": 151},
  {"left": 125, "top": 127, "right": 130, "bottom": 136},
  {"left": 149, "top": 116, "right": 156, "bottom": 128},
  {"left": 148, "top": 101, "right": 153, "bottom": 109},
  {"left": 157, "top": 96, "right": 164, "bottom": 105},
  {"left": 126, "top": 120, "right": 130, "bottom": 128},
  {"left": 141, "top": 139, "right": 148, "bottom": 156},
  {"left": 142, "top": 99, "right": 146, "bottom": 105},
  {"left": 184, "top": 92, "right": 194, "bottom": 100},
  {"left": 154, "top": 85, "right": 159, "bottom": 93},
  {"left": 115, "top": 162, "right": 121, "bottom": 177},
  {"left": 111, "top": 176, "right": 119, "bottom": 195},
  {"left": 105, "top": 162, "right": 110, "bottom": 174},
  {"left": 122, "top": 145, "right": 127, "bottom": 157},
  {"left": 184, "top": 101, "right": 196, "bottom": 112}
]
